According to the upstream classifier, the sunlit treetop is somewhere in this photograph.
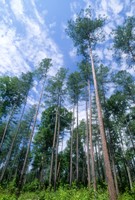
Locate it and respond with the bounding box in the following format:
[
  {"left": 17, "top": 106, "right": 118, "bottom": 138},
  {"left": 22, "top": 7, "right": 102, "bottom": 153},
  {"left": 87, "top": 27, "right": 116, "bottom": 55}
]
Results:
[{"left": 66, "top": 7, "right": 105, "bottom": 52}]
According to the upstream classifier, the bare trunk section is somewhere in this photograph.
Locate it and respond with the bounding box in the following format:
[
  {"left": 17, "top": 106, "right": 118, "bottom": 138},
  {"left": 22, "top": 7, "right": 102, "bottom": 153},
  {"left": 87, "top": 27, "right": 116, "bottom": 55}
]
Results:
[
  {"left": 0, "top": 101, "right": 26, "bottom": 182},
  {"left": 89, "top": 48, "right": 117, "bottom": 200},
  {"left": 57, "top": 134, "right": 64, "bottom": 183},
  {"left": 125, "top": 120, "right": 135, "bottom": 153},
  {"left": 49, "top": 106, "right": 58, "bottom": 186},
  {"left": 126, "top": 165, "right": 133, "bottom": 189},
  {"left": 70, "top": 106, "right": 75, "bottom": 186},
  {"left": 76, "top": 101, "right": 79, "bottom": 182},
  {"left": 112, "top": 157, "right": 119, "bottom": 196},
  {"left": 0, "top": 105, "right": 16, "bottom": 152},
  {"left": 18, "top": 78, "right": 46, "bottom": 192},
  {"left": 86, "top": 98, "right": 91, "bottom": 188},
  {"left": 88, "top": 79, "right": 96, "bottom": 190},
  {"left": 54, "top": 106, "right": 60, "bottom": 191},
  {"left": 119, "top": 128, "right": 133, "bottom": 190}
]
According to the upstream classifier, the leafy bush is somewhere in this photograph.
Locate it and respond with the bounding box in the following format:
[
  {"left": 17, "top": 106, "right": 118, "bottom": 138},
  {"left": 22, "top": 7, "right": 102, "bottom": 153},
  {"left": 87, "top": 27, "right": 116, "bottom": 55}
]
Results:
[{"left": 22, "top": 179, "right": 40, "bottom": 192}]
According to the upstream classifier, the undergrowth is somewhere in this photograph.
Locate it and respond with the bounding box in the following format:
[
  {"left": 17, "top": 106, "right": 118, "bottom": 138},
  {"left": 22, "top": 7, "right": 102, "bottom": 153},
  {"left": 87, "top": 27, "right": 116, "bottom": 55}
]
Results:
[{"left": 0, "top": 184, "right": 134, "bottom": 200}]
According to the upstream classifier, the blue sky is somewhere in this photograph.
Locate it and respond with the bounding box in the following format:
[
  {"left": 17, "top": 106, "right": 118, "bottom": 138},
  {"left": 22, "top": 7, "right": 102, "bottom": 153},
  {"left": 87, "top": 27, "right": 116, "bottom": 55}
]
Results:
[{"left": 0, "top": 0, "right": 134, "bottom": 77}]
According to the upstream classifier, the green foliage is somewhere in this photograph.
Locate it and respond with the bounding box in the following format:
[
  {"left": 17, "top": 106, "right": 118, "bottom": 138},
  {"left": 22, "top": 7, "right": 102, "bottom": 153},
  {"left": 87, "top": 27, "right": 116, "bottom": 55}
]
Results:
[
  {"left": 23, "top": 179, "right": 40, "bottom": 192},
  {"left": 113, "top": 16, "right": 135, "bottom": 66},
  {"left": 34, "top": 58, "right": 52, "bottom": 80},
  {"left": 0, "top": 186, "right": 109, "bottom": 200},
  {"left": 67, "top": 71, "right": 83, "bottom": 104},
  {"left": 118, "top": 185, "right": 135, "bottom": 200},
  {"left": 0, "top": 185, "right": 135, "bottom": 200},
  {"left": 66, "top": 7, "right": 105, "bottom": 54}
]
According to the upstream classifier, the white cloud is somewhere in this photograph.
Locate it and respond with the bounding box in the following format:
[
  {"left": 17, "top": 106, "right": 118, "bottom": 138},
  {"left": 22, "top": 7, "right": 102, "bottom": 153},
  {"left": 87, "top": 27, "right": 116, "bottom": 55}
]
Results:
[
  {"left": 70, "top": 1, "right": 81, "bottom": 20},
  {"left": 0, "top": 0, "right": 64, "bottom": 77},
  {"left": 30, "top": 0, "right": 44, "bottom": 24},
  {"left": 10, "top": 0, "right": 24, "bottom": 19},
  {"left": 69, "top": 48, "right": 77, "bottom": 58},
  {"left": 70, "top": 1, "right": 78, "bottom": 13},
  {"left": 108, "top": 0, "right": 123, "bottom": 14},
  {"left": 0, "top": 0, "right": 6, "bottom": 4},
  {"left": 49, "top": 22, "right": 56, "bottom": 29}
]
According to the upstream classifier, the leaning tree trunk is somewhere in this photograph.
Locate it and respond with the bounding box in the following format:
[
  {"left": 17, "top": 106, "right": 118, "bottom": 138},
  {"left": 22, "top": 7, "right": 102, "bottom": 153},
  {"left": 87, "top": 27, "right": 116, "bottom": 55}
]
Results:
[
  {"left": 0, "top": 104, "right": 16, "bottom": 152},
  {"left": 89, "top": 47, "right": 117, "bottom": 200},
  {"left": 0, "top": 101, "right": 27, "bottom": 182},
  {"left": 18, "top": 78, "right": 46, "bottom": 193},
  {"left": 70, "top": 105, "right": 75, "bottom": 186},
  {"left": 86, "top": 97, "right": 91, "bottom": 188},
  {"left": 88, "top": 79, "right": 96, "bottom": 190}
]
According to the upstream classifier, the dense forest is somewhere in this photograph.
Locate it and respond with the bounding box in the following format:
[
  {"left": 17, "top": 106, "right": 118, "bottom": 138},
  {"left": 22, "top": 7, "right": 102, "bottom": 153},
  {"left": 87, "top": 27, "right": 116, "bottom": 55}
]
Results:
[{"left": 0, "top": 8, "right": 135, "bottom": 200}]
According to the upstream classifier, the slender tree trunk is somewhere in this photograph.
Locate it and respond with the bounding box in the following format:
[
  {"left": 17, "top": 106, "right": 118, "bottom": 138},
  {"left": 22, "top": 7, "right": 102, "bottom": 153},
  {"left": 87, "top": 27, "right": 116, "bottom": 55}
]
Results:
[
  {"left": 126, "top": 164, "right": 133, "bottom": 190},
  {"left": 95, "top": 141, "right": 101, "bottom": 181},
  {"left": 88, "top": 79, "right": 96, "bottom": 190},
  {"left": 57, "top": 133, "right": 64, "bottom": 183},
  {"left": 54, "top": 106, "right": 60, "bottom": 191},
  {"left": 70, "top": 105, "right": 75, "bottom": 186},
  {"left": 125, "top": 120, "right": 135, "bottom": 152},
  {"left": 76, "top": 101, "right": 79, "bottom": 182},
  {"left": 86, "top": 98, "right": 91, "bottom": 188},
  {"left": 0, "top": 101, "right": 26, "bottom": 182},
  {"left": 49, "top": 106, "right": 58, "bottom": 186},
  {"left": 18, "top": 78, "right": 46, "bottom": 192},
  {"left": 118, "top": 128, "right": 133, "bottom": 190},
  {"left": 89, "top": 47, "right": 117, "bottom": 200},
  {"left": 0, "top": 104, "right": 16, "bottom": 152},
  {"left": 112, "top": 157, "right": 119, "bottom": 196}
]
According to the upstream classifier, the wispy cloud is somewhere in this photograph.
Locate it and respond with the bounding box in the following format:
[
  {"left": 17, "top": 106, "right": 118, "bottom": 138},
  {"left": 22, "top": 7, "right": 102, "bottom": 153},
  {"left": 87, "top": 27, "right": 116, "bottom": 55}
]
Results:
[
  {"left": 0, "top": 0, "right": 64, "bottom": 76},
  {"left": 69, "top": 48, "right": 77, "bottom": 58}
]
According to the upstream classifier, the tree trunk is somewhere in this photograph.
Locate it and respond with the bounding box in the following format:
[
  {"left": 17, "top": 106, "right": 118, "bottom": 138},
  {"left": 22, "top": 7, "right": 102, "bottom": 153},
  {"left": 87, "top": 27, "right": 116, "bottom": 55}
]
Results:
[
  {"left": 86, "top": 98, "right": 91, "bottom": 188},
  {"left": 49, "top": 106, "right": 58, "bottom": 186},
  {"left": 126, "top": 164, "right": 133, "bottom": 190},
  {"left": 88, "top": 79, "right": 96, "bottom": 190},
  {"left": 18, "top": 78, "right": 46, "bottom": 193},
  {"left": 0, "top": 104, "right": 16, "bottom": 152},
  {"left": 54, "top": 106, "right": 60, "bottom": 191},
  {"left": 70, "top": 105, "right": 75, "bottom": 186},
  {"left": 76, "top": 101, "right": 79, "bottom": 182},
  {"left": 89, "top": 48, "right": 117, "bottom": 200},
  {"left": 112, "top": 156, "right": 119, "bottom": 196},
  {"left": 126, "top": 120, "right": 135, "bottom": 153},
  {"left": 119, "top": 128, "right": 133, "bottom": 190},
  {"left": 0, "top": 101, "right": 26, "bottom": 182}
]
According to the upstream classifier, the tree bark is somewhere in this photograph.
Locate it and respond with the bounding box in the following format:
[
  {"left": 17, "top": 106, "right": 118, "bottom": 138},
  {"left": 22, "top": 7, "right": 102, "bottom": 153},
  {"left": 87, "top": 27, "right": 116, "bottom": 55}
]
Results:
[
  {"left": 18, "top": 78, "right": 46, "bottom": 192},
  {"left": 76, "top": 101, "right": 79, "bottom": 182},
  {"left": 0, "top": 101, "right": 26, "bottom": 182},
  {"left": 0, "top": 104, "right": 16, "bottom": 152},
  {"left": 49, "top": 106, "right": 58, "bottom": 186},
  {"left": 88, "top": 79, "right": 96, "bottom": 190},
  {"left": 86, "top": 98, "right": 91, "bottom": 188},
  {"left": 54, "top": 106, "right": 60, "bottom": 191},
  {"left": 70, "top": 105, "right": 75, "bottom": 186},
  {"left": 119, "top": 127, "right": 133, "bottom": 190},
  {"left": 89, "top": 47, "right": 117, "bottom": 200},
  {"left": 112, "top": 156, "right": 119, "bottom": 196}
]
